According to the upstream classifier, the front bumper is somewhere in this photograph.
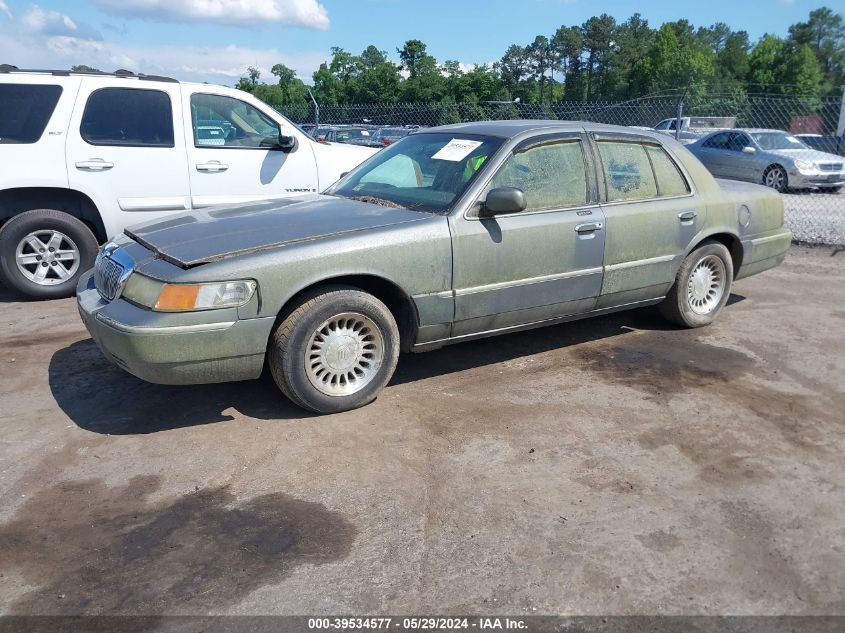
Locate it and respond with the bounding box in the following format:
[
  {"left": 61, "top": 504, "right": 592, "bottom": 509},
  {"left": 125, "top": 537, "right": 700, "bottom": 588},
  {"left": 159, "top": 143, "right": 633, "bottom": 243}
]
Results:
[
  {"left": 736, "top": 227, "right": 793, "bottom": 280},
  {"left": 788, "top": 170, "right": 845, "bottom": 189},
  {"left": 77, "top": 271, "right": 275, "bottom": 385}
]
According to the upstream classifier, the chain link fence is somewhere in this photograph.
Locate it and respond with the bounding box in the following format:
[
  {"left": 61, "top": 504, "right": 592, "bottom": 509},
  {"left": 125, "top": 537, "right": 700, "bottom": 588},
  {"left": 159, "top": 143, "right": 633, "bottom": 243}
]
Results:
[{"left": 280, "top": 95, "right": 845, "bottom": 246}]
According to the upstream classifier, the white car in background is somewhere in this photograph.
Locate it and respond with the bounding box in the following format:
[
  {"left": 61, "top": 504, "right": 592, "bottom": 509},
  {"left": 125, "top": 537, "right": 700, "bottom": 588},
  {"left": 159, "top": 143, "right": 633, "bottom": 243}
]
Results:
[{"left": 0, "top": 68, "right": 377, "bottom": 298}]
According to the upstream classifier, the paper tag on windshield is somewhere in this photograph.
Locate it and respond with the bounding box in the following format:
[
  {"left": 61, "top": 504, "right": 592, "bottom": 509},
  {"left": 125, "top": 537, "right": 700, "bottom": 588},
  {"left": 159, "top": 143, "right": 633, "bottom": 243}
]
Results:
[{"left": 432, "top": 138, "right": 484, "bottom": 161}]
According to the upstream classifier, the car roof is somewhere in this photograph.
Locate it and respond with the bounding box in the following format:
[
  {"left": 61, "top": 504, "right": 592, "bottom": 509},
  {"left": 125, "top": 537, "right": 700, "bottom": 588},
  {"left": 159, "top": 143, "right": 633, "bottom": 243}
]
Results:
[{"left": 417, "top": 120, "right": 668, "bottom": 141}]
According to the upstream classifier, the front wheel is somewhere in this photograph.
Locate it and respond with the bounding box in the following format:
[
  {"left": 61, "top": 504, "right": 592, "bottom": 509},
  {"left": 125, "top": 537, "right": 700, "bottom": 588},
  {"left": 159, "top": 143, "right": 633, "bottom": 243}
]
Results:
[
  {"left": 0, "top": 209, "right": 99, "bottom": 299},
  {"left": 268, "top": 286, "right": 400, "bottom": 414},
  {"left": 763, "top": 165, "right": 788, "bottom": 192},
  {"left": 659, "top": 240, "right": 734, "bottom": 328}
]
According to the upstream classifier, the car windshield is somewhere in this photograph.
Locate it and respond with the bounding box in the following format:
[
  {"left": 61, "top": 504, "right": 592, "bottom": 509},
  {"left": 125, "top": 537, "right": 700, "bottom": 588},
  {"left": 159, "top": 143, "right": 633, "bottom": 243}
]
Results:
[
  {"left": 336, "top": 129, "right": 371, "bottom": 140},
  {"left": 379, "top": 128, "right": 408, "bottom": 137},
  {"left": 325, "top": 132, "right": 504, "bottom": 214},
  {"left": 751, "top": 132, "right": 808, "bottom": 151}
]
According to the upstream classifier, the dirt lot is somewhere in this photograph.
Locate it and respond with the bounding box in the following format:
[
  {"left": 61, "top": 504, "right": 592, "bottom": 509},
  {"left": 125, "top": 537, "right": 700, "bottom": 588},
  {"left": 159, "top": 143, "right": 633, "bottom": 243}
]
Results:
[{"left": 0, "top": 246, "right": 843, "bottom": 616}]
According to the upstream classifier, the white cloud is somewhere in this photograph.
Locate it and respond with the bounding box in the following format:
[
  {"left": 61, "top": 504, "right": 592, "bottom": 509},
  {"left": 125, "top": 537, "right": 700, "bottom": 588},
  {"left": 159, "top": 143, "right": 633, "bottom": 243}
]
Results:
[
  {"left": 20, "top": 5, "right": 102, "bottom": 41},
  {"left": 0, "top": 3, "right": 325, "bottom": 81},
  {"left": 95, "top": 0, "right": 330, "bottom": 30},
  {"left": 0, "top": 1, "right": 12, "bottom": 19},
  {"left": 0, "top": 33, "right": 326, "bottom": 83}
]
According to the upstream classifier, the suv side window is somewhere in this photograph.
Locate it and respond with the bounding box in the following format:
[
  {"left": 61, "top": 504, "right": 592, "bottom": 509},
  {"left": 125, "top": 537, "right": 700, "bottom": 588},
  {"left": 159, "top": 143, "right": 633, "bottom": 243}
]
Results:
[
  {"left": 190, "top": 93, "right": 280, "bottom": 149},
  {"left": 487, "top": 140, "right": 587, "bottom": 212},
  {"left": 597, "top": 141, "right": 658, "bottom": 202},
  {"left": 645, "top": 145, "right": 690, "bottom": 197},
  {"left": 0, "top": 84, "right": 63, "bottom": 144},
  {"left": 81, "top": 88, "right": 174, "bottom": 147}
]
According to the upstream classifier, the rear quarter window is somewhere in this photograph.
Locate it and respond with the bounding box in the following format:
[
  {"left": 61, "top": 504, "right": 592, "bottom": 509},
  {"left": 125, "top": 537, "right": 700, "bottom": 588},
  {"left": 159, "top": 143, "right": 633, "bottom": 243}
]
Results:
[
  {"left": 0, "top": 84, "right": 63, "bottom": 144},
  {"left": 81, "top": 88, "right": 174, "bottom": 147},
  {"left": 646, "top": 145, "right": 690, "bottom": 197}
]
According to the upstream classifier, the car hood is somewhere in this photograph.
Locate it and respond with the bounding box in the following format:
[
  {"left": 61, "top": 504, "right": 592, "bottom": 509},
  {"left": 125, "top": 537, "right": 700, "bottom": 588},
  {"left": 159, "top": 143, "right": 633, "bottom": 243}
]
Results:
[
  {"left": 124, "top": 195, "right": 429, "bottom": 268},
  {"left": 766, "top": 148, "right": 844, "bottom": 164}
]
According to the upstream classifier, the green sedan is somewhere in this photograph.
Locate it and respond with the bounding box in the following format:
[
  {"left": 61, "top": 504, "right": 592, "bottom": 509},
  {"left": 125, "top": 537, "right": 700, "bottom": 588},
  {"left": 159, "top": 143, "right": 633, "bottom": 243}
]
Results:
[{"left": 77, "top": 121, "right": 792, "bottom": 413}]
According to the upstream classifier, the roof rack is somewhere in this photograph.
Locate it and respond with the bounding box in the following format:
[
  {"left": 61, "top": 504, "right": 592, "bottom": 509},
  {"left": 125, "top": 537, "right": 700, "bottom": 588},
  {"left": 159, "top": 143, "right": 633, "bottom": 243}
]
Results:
[{"left": 0, "top": 66, "right": 178, "bottom": 83}]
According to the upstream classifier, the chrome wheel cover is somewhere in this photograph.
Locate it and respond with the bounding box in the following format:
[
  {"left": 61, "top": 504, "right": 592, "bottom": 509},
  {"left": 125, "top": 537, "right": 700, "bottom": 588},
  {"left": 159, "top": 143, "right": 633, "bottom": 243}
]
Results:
[
  {"left": 687, "top": 254, "right": 726, "bottom": 315},
  {"left": 764, "top": 168, "right": 785, "bottom": 191},
  {"left": 305, "top": 312, "right": 385, "bottom": 397},
  {"left": 15, "top": 230, "right": 80, "bottom": 286}
]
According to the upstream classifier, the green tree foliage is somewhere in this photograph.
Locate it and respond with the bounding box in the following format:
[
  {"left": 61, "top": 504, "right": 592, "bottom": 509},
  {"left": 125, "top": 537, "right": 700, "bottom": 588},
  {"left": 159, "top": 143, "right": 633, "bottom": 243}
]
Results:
[{"left": 235, "top": 6, "right": 839, "bottom": 107}]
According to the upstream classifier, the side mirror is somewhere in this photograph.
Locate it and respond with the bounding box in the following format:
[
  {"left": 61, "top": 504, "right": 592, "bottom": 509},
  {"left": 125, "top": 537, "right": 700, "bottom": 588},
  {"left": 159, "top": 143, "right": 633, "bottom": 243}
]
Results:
[
  {"left": 480, "top": 187, "right": 527, "bottom": 216},
  {"left": 278, "top": 131, "right": 298, "bottom": 153},
  {"left": 742, "top": 146, "right": 756, "bottom": 154}
]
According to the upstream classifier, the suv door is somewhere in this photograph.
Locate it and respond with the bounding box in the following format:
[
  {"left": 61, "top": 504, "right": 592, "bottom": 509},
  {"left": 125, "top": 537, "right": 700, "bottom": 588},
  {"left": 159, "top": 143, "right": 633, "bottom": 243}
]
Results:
[
  {"left": 66, "top": 79, "right": 191, "bottom": 238},
  {"left": 449, "top": 133, "right": 606, "bottom": 337},
  {"left": 182, "top": 89, "right": 318, "bottom": 207},
  {"left": 592, "top": 134, "right": 702, "bottom": 308}
]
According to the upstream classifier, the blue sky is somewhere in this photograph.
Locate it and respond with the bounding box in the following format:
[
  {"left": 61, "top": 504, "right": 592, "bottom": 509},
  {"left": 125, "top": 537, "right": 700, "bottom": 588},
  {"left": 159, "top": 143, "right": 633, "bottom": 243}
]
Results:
[{"left": 0, "top": 0, "right": 837, "bottom": 85}]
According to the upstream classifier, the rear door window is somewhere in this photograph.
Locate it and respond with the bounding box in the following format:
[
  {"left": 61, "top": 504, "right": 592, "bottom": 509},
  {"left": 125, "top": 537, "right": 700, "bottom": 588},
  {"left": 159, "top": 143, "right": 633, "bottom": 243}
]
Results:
[
  {"left": 0, "top": 84, "right": 63, "bottom": 144},
  {"left": 81, "top": 88, "right": 174, "bottom": 147},
  {"left": 597, "top": 141, "right": 658, "bottom": 202}
]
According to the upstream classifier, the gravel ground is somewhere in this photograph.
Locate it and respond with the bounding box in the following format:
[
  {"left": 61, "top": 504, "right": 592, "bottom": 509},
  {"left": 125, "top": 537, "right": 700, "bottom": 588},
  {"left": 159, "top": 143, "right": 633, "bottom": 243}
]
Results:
[
  {"left": 0, "top": 246, "right": 843, "bottom": 617},
  {"left": 783, "top": 190, "right": 844, "bottom": 245}
]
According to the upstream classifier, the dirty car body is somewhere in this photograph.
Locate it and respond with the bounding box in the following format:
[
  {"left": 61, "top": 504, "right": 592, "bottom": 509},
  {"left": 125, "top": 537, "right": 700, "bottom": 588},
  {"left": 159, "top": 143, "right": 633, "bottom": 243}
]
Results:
[{"left": 78, "top": 121, "right": 792, "bottom": 413}]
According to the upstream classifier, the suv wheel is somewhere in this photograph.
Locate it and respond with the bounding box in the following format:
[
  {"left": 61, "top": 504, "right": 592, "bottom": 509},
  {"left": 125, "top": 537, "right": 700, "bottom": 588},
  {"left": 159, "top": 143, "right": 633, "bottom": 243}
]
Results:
[
  {"left": 659, "top": 240, "right": 734, "bottom": 328},
  {"left": 0, "top": 209, "right": 99, "bottom": 299},
  {"left": 269, "top": 286, "right": 400, "bottom": 414}
]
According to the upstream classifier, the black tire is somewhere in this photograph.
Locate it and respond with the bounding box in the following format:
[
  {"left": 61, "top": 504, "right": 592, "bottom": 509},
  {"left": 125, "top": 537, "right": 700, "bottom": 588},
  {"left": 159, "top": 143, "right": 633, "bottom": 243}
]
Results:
[
  {"left": 762, "top": 164, "right": 788, "bottom": 193},
  {"left": 0, "top": 209, "right": 99, "bottom": 300},
  {"left": 268, "top": 286, "right": 400, "bottom": 414},
  {"left": 659, "top": 240, "right": 734, "bottom": 328}
]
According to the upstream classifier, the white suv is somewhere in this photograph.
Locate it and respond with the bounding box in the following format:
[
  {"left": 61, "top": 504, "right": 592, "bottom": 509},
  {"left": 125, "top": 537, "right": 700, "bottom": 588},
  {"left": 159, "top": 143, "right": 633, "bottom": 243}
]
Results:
[{"left": 0, "top": 68, "right": 377, "bottom": 298}]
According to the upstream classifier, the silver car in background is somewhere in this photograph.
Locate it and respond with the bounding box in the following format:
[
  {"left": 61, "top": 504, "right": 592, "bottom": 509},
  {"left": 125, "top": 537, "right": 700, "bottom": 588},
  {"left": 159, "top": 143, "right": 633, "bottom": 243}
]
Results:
[{"left": 688, "top": 128, "right": 845, "bottom": 192}]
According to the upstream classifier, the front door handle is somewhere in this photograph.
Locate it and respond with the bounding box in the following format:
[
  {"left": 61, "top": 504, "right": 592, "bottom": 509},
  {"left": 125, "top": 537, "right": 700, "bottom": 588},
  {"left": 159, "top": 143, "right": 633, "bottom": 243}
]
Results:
[
  {"left": 196, "top": 161, "right": 229, "bottom": 172},
  {"left": 75, "top": 159, "right": 114, "bottom": 171},
  {"left": 575, "top": 222, "right": 603, "bottom": 233},
  {"left": 678, "top": 210, "right": 698, "bottom": 222}
]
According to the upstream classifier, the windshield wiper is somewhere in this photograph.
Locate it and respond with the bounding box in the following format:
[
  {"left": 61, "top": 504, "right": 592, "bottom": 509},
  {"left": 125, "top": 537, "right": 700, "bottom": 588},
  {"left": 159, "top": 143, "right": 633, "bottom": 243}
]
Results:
[{"left": 346, "top": 195, "right": 406, "bottom": 209}]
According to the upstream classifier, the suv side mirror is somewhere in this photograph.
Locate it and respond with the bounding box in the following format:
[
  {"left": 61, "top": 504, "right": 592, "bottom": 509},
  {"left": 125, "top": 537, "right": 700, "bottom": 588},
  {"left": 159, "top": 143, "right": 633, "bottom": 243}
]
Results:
[
  {"left": 742, "top": 146, "right": 756, "bottom": 154},
  {"left": 278, "top": 131, "right": 298, "bottom": 153},
  {"left": 480, "top": 187, "right": 527, "bottom": 216}
]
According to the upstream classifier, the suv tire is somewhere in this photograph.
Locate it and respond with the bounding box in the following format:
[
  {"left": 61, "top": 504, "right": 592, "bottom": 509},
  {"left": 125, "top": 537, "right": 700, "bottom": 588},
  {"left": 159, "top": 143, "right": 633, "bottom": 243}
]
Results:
[
  {"left": 269, "top": 286, "right": 400, "bottom": 414},
  {"left": 0, "top": 209, "right": 99, "bottom": 300}
]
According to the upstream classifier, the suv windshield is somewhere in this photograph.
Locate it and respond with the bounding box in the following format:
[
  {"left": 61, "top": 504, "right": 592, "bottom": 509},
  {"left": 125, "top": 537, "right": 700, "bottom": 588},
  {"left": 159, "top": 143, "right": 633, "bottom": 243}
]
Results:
[
  {"left": 325, "top": 133, "right": 504, "bottom": 213},
  {"left": 751, "top": 132, "right": 808, "bottom": 151}
]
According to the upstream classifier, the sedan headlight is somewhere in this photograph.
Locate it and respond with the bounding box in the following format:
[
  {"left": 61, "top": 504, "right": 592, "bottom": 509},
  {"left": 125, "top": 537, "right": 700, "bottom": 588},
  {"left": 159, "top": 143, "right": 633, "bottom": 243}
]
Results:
[
  {"left": 154, "top": 280, "right": 257, "bottom": 311},
  {"left": 794, "top": 159, "right": 815, "bottom": 171},
  {"left": 122, "top": 274, "right": 256, "bottom": 311}
]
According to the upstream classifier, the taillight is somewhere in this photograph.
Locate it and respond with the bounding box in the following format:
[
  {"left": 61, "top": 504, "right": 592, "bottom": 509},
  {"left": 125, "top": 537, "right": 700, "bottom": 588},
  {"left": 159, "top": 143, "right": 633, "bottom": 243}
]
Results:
[{"left": 382, "top": 139, "right": 391, "bottom": 145}]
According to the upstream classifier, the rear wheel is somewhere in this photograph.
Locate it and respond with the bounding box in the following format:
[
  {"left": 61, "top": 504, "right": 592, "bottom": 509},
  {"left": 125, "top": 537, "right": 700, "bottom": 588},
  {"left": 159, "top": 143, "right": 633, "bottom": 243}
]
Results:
[
  {"left": 659, "top": 240, "right": 733, "bottom": 328},
  {"left": 268, "top": 286, "right": 400, "bottom": 414},
  {"left": 763, "top": 165, "right": 788, "bottom": 192},
  {"left": 0, "top": 209, "right": 98, "bottom": 299}
]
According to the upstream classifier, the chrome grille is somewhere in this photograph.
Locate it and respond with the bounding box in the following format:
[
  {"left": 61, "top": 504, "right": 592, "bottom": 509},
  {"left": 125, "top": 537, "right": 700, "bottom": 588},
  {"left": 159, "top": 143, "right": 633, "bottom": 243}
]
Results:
[
  {"left": 94, "top": 253, "right": 125, "bottom": 301},
  {"left": 818, "top": 163, "right": 843, "bottom": 172}
]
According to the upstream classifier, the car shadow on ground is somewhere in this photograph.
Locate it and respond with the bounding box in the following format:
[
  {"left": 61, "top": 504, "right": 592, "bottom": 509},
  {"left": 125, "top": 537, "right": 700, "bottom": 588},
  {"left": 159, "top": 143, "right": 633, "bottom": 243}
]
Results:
[
  {"left": 49, "top": 296, "right": 746, "bottom": 435},
  {"left": 48, "top": 340, "right": 312, "bottom": 435}
]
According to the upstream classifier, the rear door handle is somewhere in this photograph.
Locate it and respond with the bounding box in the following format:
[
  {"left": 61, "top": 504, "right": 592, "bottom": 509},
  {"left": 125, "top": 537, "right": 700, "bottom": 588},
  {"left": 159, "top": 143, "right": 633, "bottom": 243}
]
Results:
[
  {"left": 196, "top": 161, "right": 229, "bottom": 172},
  {"left": 575, "top": 222, "right": 603, "bottom": 233},
  {"left": 678, "top": 210, "right": 698, "bottom": 222},
  {"left": 75, "top": 159, "right": 114, "bottom": 171}
]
